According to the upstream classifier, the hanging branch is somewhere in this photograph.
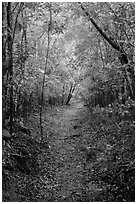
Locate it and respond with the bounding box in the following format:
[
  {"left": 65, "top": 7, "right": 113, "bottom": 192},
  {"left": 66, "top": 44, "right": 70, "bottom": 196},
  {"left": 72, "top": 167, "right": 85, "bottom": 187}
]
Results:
[
  {"left": 79, "top": 2, "right": 134, "bottom": 99},
  {"left": 40, "top": 4, "right": 52, "bottom": 143},
  {"left": 78, "top": 3, "right": 129, "bottom": 66}
]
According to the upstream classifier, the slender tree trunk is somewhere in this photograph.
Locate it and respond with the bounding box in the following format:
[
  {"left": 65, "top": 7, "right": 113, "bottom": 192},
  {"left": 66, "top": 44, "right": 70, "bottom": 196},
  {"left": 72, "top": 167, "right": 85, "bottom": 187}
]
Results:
[
  {"left": 7, "top": 3, "right": 14, "bottom": 135},
  {"left": 20, "top": 9, "right": 27, "bottom": 75},
  {"left": 39, "top": 5, "right": 52, "bottom": 143},
  {"left": 2, "top": 3, "right": 7, "bottom": 127},
  {"left": 2, "top": 3, "right": 6, "bottom": 86},
  {"left": 2, "top": 3, "right": 6, "bottom": 62},
  {"left": 65, "top": 83, "right": 76, "bottom": 105}
]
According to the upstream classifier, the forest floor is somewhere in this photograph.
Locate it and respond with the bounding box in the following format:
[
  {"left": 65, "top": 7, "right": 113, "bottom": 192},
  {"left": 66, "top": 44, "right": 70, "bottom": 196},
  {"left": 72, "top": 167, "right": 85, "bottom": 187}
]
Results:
[
  {"left": 3, "top": 100, "right": 134, "bottom": 202},
  {"left": 43, "top": 101, "right": 92, "bottom": 201},
  {"left": 29, "top": 100, "right": 134, "bottom": 201}
]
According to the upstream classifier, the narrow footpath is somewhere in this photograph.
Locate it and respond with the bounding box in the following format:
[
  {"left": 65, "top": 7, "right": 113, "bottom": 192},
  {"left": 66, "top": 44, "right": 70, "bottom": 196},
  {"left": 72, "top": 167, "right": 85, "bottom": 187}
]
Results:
[
  {"left": 42, "top": 101, "right": 101, "bottom": 201},
  {"left": 44, "top": 102, "right": 87, "bottom": 201}
]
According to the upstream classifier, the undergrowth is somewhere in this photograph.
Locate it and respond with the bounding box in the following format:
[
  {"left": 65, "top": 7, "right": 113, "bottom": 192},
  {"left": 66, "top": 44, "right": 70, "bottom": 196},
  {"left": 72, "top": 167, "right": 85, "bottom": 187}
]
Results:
[
  {"left": 2, "top": 98, "right": 135, "bottom": 201},
  {"left": 81, "top": 97, "right": 135, "bottom": 201}
]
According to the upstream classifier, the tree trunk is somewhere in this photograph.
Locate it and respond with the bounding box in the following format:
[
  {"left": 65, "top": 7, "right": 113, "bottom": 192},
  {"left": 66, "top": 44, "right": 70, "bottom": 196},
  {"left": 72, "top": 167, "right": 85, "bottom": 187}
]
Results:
[
  {"left": 65, "top": 83, "right": 76, "bottom": 105},
  {"left": 7, "top": 2, "right": 14, "bottom": 135},
  {"left": 2, "top": 3, "right": 6, "bottom": 62},
  {"left": 65, "top": 93, "right": 72, "bottom": 105},
  {"left": 39, "top": 4, "right": 51, "bottom": 143}
]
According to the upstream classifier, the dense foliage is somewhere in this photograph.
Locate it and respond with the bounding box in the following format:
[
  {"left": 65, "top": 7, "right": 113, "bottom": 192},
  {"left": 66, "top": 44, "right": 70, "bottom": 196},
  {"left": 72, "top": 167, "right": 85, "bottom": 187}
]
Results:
[{"left": 2, "top": 2, "right": 134, "bottom": 202}]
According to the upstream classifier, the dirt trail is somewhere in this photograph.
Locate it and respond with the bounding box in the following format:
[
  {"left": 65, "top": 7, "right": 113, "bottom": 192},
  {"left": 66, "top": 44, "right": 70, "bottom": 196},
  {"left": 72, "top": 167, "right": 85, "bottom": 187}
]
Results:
[{"left": 45, "top": 101, "right": 88, "bottom": 201}]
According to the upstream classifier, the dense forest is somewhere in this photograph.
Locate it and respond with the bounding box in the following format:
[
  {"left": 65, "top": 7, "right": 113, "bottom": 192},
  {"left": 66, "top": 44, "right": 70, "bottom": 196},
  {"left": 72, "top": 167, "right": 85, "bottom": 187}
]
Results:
[{"left": 2, "top": 2, "right": 135, "bottom": 202}]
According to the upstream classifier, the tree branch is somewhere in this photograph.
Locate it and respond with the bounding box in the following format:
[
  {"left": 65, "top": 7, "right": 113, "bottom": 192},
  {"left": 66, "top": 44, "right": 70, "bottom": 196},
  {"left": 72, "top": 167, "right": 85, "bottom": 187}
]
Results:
[{"left": 78, "top": 3, "right": 129, "bottom": 65}]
